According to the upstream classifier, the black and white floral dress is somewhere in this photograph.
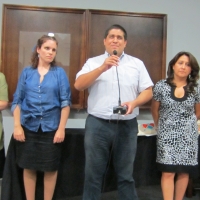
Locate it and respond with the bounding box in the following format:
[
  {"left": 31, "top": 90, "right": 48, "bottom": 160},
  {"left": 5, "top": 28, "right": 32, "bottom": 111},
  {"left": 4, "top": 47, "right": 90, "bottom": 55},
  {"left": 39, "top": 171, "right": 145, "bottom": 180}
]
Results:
[{"left": 153, "top": 79, "right": 200, "bottom": 175}]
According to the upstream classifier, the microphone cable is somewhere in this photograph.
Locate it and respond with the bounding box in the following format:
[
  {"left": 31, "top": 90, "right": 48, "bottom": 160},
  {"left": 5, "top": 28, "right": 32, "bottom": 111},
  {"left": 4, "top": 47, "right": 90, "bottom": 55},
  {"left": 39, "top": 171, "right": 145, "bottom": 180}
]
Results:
[
  {"left": 113, "top": 50, "right": 122, "bottom": 106},
  {"left": 101, "top": 50, "right": 121, "bottom": 193}
]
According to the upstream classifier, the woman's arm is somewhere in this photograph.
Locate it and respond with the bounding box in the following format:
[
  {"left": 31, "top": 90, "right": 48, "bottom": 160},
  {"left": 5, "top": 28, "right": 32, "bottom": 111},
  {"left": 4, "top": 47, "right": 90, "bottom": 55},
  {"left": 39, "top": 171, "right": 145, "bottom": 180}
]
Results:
[
  {"left": 0, "top": 73, "right": 8, "bottom": 110},
  {"left": 0, "top": 100, "right": 8, "bottom": 111},
  {"left": 151, "top": 99, "right": 160, "bottom": 128},
  {"left": 53, "top": 106, "right": 70, "bottom": 143},
  {"left": 195, "top": 103, "right": 200, "bottom": 119},
  {"left": 13, "top": 105, "right": 25, "bottom": 141}
]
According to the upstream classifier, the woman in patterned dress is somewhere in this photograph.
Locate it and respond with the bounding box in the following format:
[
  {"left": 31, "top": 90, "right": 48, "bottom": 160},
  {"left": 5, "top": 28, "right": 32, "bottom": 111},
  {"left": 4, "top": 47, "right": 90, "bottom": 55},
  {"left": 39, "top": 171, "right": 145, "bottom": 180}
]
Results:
[{"left": 151, "top": 51, "right": 200, "bottom": 200}]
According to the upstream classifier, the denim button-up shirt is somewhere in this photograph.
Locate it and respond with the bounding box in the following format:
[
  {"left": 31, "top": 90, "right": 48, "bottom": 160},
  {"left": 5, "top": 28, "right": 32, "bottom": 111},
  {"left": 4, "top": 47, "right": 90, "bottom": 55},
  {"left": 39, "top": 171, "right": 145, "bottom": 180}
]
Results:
[{"left": 11, "top": 66, "right": 71, "bottom": 132}]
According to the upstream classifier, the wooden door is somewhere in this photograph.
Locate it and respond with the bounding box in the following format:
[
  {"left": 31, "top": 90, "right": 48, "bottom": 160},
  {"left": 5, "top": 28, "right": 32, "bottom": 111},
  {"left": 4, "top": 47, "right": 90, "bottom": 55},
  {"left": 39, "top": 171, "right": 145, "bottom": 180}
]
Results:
[
  {"left": 1, "top": 5, "right": 167, "bottom": 109},
  {"left": 87, "top": 10, "right": 167, "bottom": 108},
  {"left": 1, "top": 5, "right": 87, "bottom": 108}
]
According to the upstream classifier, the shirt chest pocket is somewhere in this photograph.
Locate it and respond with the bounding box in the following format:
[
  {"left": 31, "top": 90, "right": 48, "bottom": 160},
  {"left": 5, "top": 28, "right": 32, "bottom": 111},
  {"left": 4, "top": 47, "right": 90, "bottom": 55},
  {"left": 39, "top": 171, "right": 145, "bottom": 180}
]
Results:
[{"left": 119, "top": 69, "right": 139, "bottom": 87}]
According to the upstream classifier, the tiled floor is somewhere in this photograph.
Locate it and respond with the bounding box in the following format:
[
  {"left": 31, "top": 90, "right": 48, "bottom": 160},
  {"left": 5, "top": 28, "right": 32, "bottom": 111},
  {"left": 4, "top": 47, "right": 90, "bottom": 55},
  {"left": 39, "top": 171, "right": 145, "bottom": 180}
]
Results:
[
  {"left": 1, "top": 181, "right": 199, "bottom": 200},
  {"left": 59, "top": 185, "right": 200, "bottom": 200},
  {"left": 64, "top": 185, "right": 200, "bottom": 200}
]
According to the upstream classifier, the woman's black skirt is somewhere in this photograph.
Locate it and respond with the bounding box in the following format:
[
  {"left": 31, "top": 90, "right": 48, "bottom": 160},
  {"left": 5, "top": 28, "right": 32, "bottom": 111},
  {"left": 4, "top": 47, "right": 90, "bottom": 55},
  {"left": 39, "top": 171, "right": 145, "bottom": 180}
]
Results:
[{"left": 15, "top": 126, "right": 62, "bottom": 172}]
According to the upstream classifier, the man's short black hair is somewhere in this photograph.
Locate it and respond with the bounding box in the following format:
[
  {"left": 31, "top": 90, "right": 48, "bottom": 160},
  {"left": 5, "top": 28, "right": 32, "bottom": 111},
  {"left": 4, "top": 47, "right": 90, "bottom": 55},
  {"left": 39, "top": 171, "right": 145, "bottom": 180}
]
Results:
[{"left": 104, "top": 24, "right": 127, "bottom": 40}]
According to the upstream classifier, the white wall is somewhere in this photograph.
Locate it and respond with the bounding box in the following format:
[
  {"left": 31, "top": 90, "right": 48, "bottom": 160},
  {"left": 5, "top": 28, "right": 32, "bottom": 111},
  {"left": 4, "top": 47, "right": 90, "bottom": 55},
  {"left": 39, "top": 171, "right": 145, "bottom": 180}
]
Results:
[
  {"left": 1, "top": 0, "right": 200, "bottom": 152},
  {"left": 0, "top": 0, "right": 200, "bottom": 65}
]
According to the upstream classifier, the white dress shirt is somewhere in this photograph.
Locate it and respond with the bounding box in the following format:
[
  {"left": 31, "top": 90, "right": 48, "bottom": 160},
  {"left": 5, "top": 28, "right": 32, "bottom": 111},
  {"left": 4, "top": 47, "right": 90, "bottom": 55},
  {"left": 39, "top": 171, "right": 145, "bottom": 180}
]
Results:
[{"left": 76, "top": 52, "right": 154, "bottom": 120}]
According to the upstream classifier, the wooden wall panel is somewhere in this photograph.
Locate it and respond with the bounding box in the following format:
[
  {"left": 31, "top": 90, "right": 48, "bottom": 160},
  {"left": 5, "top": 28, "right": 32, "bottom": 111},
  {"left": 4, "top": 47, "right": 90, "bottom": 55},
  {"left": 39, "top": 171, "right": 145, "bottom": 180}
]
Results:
[
  {"left": 1, "top": 5, "right": 167, "bottom": 109},
  {"left": 1, "top": 5, "right": 86, "bottom": 108},
  {"left": 88, "top": 10, "right": 167, "bottom": 108}
]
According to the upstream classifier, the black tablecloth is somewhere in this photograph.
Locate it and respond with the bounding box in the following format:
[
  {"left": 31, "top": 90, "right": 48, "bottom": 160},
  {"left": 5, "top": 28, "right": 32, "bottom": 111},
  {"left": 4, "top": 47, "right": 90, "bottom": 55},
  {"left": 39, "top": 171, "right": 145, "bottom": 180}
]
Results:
[
  {"left": 1, "top": 129, "right": 161, "bottom": 200},
  {"left": 0, "top": 148, "right": 5, "bottom": 178}
]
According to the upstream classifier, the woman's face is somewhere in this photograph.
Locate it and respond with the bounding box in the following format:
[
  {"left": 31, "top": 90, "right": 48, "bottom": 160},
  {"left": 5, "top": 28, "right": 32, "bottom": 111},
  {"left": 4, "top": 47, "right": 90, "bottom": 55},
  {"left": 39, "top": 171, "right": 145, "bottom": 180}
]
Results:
[
  {"left": 173, "top": 55, "right": 192, "bottom": 79},
  {"left": 37, "top": 39, "right": 57, "bottom": 64}
]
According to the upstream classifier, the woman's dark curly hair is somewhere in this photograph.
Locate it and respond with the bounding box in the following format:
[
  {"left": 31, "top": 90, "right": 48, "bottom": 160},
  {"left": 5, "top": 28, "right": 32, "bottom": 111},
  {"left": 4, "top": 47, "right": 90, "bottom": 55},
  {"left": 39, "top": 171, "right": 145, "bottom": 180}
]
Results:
[
  {"left": 31, "top": 35, "right": 58, "bottom": 68},
  {"left": 166, "top": 51, "right": 199, "bottom": 93}
]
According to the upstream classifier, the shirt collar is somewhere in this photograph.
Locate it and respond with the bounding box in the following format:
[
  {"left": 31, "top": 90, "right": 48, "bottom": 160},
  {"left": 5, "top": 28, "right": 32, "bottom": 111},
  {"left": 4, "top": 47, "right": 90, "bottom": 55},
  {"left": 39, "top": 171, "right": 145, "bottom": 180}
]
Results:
[{"left": 105, "top": 51, "right": 125, "bottom": 60}]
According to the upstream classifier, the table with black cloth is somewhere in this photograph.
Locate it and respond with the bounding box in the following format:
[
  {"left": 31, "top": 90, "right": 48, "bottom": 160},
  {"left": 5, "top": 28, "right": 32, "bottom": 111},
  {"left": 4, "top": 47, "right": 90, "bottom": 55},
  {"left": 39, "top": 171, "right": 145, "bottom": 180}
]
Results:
[
  {"left": 0, "top": 148, "right": 5, "bottom": 178},
  {"left": 1, "top": 129, "right": 161, "bottom": 200}
]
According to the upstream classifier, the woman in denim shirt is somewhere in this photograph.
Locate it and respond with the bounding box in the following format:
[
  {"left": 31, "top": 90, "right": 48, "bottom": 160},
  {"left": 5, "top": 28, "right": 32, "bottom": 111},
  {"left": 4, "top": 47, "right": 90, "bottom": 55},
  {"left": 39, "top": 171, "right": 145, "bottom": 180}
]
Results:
[{"left": 12, "top": 34, "right": 71, "bottom": 200}]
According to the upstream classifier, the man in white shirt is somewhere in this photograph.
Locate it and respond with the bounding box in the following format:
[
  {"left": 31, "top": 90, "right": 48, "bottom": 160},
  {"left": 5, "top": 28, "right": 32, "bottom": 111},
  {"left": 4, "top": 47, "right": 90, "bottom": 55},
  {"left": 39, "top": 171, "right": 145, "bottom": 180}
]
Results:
[{"left": 75, "top": 24, "right": 153, "bottom": 200}]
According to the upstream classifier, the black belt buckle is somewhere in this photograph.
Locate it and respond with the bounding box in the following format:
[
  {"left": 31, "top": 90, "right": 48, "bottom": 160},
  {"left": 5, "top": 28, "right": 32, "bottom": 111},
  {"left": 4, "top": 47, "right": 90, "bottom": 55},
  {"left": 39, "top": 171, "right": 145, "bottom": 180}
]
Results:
[{"left": 108, "top": 119, "right": 119, "bottom": 124}]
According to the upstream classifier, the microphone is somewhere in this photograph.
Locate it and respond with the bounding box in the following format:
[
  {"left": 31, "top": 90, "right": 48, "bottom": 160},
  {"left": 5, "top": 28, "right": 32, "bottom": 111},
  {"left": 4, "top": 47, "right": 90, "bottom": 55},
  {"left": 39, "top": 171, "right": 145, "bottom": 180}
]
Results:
[
  {"left": 112, "top": 50, "right": 127, "bottom": 115},
  {"left": 113, "top": 50, "right": 117, "bottom": 56}
]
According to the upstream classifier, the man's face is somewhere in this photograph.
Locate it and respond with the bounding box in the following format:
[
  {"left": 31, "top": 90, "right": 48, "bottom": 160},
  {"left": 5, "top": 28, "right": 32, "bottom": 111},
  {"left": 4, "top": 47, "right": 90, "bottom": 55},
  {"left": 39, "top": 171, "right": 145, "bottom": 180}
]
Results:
[{"left": 104, "top": 28, "right": 127, "bottom": 56}]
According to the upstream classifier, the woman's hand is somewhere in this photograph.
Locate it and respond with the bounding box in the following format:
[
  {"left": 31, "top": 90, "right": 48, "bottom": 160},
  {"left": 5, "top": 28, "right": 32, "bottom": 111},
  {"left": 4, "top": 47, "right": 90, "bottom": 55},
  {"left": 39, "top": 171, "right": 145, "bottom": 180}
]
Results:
[
  {"left": 53, "top": 128, "right": 65, "bottom": 143},
  {"left": 13, "top": 125, "right": 25, "bottom": 142}
]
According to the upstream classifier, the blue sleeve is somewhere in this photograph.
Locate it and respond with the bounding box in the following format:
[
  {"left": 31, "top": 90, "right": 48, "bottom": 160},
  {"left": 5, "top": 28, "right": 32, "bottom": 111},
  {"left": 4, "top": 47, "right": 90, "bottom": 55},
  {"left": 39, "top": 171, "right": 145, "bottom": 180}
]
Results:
[
  {"left": 58, "top": 68, "right": 71, "bottom": 108},
  {"left": 11, "top": 68, "right": 27, "bottom": 113}
]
